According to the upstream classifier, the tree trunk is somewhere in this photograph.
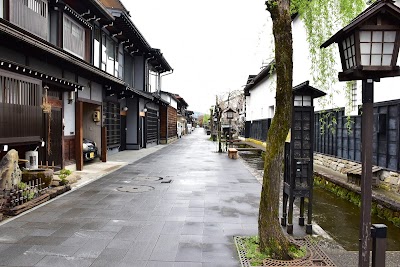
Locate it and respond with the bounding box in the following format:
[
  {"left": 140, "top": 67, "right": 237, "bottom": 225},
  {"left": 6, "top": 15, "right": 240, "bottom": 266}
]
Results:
[{"left": 258, "top": 0, "right": 293, "bottom": 260}]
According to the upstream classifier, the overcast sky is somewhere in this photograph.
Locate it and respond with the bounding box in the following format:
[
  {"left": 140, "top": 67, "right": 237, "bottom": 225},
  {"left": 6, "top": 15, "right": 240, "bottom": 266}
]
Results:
[{"left": 121, "top": 0, "right": 273, "bottom": 113}]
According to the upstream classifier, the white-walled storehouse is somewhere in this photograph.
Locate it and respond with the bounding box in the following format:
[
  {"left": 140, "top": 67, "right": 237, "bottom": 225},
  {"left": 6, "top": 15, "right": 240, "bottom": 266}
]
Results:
[{"left": 245, "top": 3, "right": 400, "bottom": 172}]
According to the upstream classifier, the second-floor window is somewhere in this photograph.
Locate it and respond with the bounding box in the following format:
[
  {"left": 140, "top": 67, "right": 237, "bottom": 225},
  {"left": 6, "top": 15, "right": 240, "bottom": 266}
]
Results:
[
  {"left": 101, "top": 34, "right": 116, "bottom": 76},
  {"left": 63, "top": 15, "right": 85, "bottom": 59},
  {"left": 9, "top": 0, "right": 48, "bottom": 40},
  {"left": 149, "top": 71, "right": 159, "bottom": 93},
  {"left": 93, "top": 27, "right": 101, "bottom": 68}
]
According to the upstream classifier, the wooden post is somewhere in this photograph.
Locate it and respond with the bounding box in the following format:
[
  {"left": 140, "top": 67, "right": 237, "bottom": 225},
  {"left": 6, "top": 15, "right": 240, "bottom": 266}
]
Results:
[
  {"left": 101, "top": 126, "right": 107, "bottom": 162},
  {"left": 75, "top": 101, "right": 83, "bottom": 171}
]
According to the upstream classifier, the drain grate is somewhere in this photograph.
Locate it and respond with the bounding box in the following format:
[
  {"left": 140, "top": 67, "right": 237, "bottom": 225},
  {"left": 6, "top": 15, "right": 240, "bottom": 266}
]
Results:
[
  {"left": 133, "top": 176, "right": 163, "bottom": 182},
  {"left": 116, "top": 185, "right": 154, "bottom": 193},
  {"left": 234, "top": 236, "right": 336, "bottom": 267}
]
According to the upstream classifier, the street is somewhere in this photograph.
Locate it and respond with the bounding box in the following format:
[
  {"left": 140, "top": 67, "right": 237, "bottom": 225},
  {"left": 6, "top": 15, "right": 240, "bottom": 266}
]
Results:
[{"left": 0, "top": 129, "right": 261, "bottom": 267}]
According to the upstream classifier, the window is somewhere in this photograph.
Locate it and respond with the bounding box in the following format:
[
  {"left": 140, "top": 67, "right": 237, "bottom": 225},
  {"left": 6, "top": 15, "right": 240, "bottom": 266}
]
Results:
[
  {"left": 103, "top": 102, "right": 120, "bottom": 148},
  {"left": 63, "top": 15, "right": 85, "bottom": 59},
  {"left": 101, "top": 34, "right": 116, "bottom": 76},
  {"left": 0, "top": 74, "right": 40, "bottom": 106},
  {"left": 351, "top": 81, "right": 357, "bottom": 112},
  {"left": 117, "top": 47, "right": 124, "bottom": 79},
  {"left": 294, "top": 95, "right": 311, "bottom": 106},
  {"left": 101, "top": 34, "right": 107, "bottom": 71},
  {"left": 268, "top": 105, "right": 275, "bottom": 118},
  {"left": 106, "top": 37, "right": 115, "bottom": 75},
  {"left": 0, "top": 0, "right": 3, "bottom": 19},
  {"left": 93, "top": 27, "right": 101, "bottom": 68},
  {"left": 0, "top": 71, "right": 42, "bottom": 142},
  {"left": 149, "top": 71, "right": 158, "bottom": 93},
  {"left": 9, "top": 0, "right": 48, "bottom": 40}
]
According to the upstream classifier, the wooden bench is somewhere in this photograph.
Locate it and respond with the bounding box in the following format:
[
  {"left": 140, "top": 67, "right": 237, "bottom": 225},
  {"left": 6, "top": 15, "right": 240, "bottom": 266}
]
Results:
[
  {"left": 228, "top": 148, "right": 238, "bottom": 159},
  {"left": 346, "top": 164, "right": 381, "bottom": 186}
]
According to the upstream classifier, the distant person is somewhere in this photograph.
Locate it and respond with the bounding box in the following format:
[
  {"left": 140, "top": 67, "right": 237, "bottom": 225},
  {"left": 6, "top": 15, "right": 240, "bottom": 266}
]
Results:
[{"left": 177, "top": 125, "right": 182, "bottom": 138}]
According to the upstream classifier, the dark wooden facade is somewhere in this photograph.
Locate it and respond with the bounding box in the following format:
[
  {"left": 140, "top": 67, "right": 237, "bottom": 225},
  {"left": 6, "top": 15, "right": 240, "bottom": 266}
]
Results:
[
  {"left": 160, "top": 105, "right": 177, "bottom": 143},
  {"left": 315, "top": 100, "right": 400, "bottom": 171},
  {"left": 244, "top": 118, "right": 272, "bottom": 141}
]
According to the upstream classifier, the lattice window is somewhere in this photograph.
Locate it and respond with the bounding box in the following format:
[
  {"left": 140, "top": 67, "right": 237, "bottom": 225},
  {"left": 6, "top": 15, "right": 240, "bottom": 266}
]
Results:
[
  {"left": 63, "top": 15, "right": 85, "bottom": 59},
  {"left": 103, "top": 102, "right": 120, "bottom": 148},
  {"left": 9, "top": 0, "right": 48, "bottom": 40}
]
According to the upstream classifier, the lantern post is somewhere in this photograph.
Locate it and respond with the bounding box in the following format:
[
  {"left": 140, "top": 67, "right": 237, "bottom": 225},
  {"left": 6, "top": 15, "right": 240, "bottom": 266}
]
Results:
[{"left": 321, "top": 1, "right": 400, "bottom": 266}]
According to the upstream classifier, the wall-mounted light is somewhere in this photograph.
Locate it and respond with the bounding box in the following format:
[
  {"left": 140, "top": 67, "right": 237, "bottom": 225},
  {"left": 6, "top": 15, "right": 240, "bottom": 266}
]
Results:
[
  {"left": 122, "top": 106, "right": 128, "bottom": 111},
  {"left": 2, "top": 145, "right": 8, "bottom": 151},
  {"left": 143, "top": 108, "right": 148, "bottom": 113},
  {"left": 40, "top": 139, "right": 45, "bottom": 147},
  {"left": 68, "top": 91, "right": 74, "bottom": 104}
]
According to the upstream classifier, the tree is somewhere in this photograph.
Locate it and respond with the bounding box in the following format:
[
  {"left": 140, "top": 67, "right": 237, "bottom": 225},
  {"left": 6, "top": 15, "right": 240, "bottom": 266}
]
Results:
[
  {"left": 258, "top": 0, "right": 293, "bottom": 260},
  {"left": 214, "top": 90, "right": 244, "bottom": 152},
  {"left": 201, "top": 114, "right": 209, "bottom": 126}
]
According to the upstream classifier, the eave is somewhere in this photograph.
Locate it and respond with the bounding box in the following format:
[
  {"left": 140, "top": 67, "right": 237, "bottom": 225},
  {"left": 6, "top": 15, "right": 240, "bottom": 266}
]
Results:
[
  {"left": 244, "top": 60, "right": 275, "bottom": 92},
  {"left": 0, "top": 18, "right": 125, "bottom": 88},
  {"left": 0, "top": 59, "right": 84, "bottom": 91},
  {"left": 106, "top": 11, "right": 152, "bottom": 55}
]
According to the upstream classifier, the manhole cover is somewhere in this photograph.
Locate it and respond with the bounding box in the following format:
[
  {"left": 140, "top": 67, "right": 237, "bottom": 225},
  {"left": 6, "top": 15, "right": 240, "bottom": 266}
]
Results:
[
  {"left": 134, "top": 176, "right": 163, "bottom": 182},
  {"left": 116, "top": 185, "right": 154, "bottom": 193}
]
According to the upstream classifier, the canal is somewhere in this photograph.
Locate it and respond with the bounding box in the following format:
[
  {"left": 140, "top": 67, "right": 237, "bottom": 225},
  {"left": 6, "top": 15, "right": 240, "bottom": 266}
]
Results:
[{"left": 239, "top": 151, "right": 400, "bottom": 251}]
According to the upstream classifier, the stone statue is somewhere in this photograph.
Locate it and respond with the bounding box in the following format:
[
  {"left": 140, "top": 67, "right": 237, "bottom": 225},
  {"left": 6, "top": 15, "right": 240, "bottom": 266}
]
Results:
[{"left": 0, "top": 150, "right": 22, "bottom": 190}]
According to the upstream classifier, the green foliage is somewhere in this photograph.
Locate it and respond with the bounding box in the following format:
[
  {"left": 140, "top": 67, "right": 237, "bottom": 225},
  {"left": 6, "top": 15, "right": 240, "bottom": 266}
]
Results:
[
  {"left": 243, "top": 236, "right": 271, "bottom": 266},
  {"left": 18, "top": 182, "right": 35, "bottom": 200},
  {"left": 59, "top": 169, "right": 71, "bottom": 185},
  {"left": 242, "top": 236, "right": 307, "bottom": 265},
  {"left": 18, "top": 182, "right": 27, "bottom": 190},
  {"left": 288, "top": 245, "right": 307, "bottom": 259},
  {"left": 203, "top": 114, "right": 210, "bottom": 125},
  {"left": 292, "top": 0, "right": 366, "bottom": 111},
  {"left": 60, "top": 169, "right": 72, "bottom": 176}
]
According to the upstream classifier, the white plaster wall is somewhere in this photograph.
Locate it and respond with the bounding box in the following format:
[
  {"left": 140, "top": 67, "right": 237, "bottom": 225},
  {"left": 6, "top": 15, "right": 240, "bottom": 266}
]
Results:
[
  {"left": 161, "top": 93, "right": 178, "bottom": 109},
  {"left": 91, "top": 82, "right": 102, "bottom": 103},
  {"left": 246, "top": 73, "right": 276, "bottom": 121},
  {"left": 77, "top": 86, "right": 90, "bottom": 99},
  {"left": 63, "top": 92, "right": 75, "bottom": 136},
  {"left": 77, "top": 77, "right": 91, "bottom": 99},
  {"left": 161, "top": 94, "right": 170, "bottom": 104}
]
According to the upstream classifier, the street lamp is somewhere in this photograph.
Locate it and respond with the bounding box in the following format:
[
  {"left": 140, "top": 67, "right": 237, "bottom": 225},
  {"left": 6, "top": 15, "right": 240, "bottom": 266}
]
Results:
[
  {"left": 225, "top": 108, "right": 236, "bottom": 148},
  {"left": 321, "top": 1, "right": 400, "bottom": 266}
]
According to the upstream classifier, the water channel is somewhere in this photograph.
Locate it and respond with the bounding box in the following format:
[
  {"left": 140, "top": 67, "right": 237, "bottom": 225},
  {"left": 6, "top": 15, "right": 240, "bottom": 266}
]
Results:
[{"left": 239, "top": 151, "right": 400, "bottom": 251}]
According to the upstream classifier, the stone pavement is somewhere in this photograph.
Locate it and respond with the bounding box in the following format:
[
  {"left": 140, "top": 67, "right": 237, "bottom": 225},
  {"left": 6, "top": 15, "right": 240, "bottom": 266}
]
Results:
[
  {"left": 0, "top": 129, "right": 261, "bottom": 267},
  {"left": 2, "top": 129, "right": 399, "bottom": 266}
]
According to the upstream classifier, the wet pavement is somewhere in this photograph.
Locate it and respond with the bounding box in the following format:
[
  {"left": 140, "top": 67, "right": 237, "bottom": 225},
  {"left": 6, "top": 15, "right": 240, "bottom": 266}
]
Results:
[
  {"left": 0, "top": 130, "right": 261, "bottom": 267},
  {"left": 3, "top": 129, "right": 400, "bottom": 266}
]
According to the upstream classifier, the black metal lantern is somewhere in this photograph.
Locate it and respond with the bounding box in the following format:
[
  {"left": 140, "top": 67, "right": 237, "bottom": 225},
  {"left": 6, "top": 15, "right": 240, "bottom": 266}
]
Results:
[
  {"left": 320, "top": 1, "right": 400, "bottom": 266},
  {"left": 281, "top": 81, "right": 325, "bottom": 235},
  {"left": 321, "top": 0, "right": 400, "bottom": 81},
  {"left": 225, "top": 107, "right": 236, "bottom": 120}
]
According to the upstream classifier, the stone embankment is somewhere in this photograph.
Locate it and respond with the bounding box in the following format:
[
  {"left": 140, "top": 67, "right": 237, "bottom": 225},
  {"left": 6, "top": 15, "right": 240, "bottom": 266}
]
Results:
[{"left": 314, "top": 153, "right": 400, "bottom": 194}]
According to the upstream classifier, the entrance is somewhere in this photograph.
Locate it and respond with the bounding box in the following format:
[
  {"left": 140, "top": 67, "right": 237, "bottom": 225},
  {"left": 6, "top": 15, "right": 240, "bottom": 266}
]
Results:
[{"left": 44, "top": 108, "right": 62, "bottom": 169}]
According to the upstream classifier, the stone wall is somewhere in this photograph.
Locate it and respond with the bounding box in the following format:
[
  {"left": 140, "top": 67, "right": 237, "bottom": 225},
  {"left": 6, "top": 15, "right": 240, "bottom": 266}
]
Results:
[{"left": 314, "top": 153, "right": 400, "bottom": 194}]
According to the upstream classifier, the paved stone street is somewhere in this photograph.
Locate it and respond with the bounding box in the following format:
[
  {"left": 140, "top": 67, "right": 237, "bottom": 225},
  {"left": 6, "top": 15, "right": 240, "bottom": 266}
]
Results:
[{"left": 0, "top": 130, "right": 261, "bottom": 267}]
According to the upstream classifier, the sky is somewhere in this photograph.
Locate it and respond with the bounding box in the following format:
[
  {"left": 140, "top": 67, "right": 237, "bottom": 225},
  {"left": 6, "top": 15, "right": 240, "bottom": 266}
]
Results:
[{"left": 121, "top": 0, "right": 273, "bottom": 114}]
